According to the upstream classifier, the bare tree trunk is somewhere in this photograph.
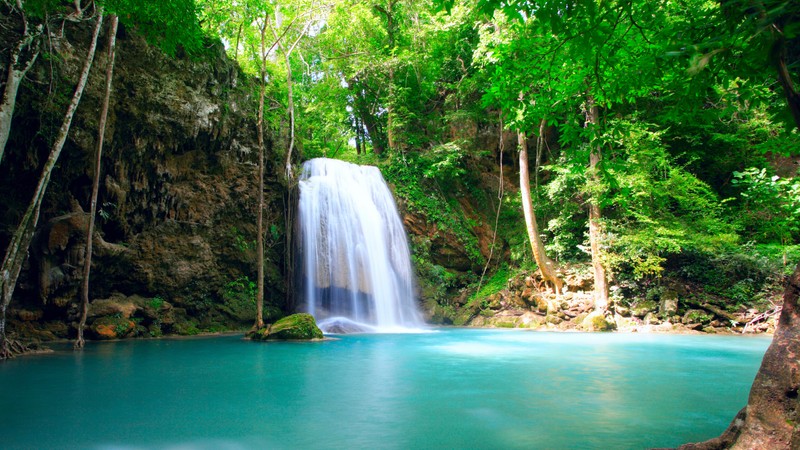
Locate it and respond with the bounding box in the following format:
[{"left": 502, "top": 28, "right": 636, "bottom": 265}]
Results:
[
  {"left": 0, "top": 1, "right": 42, "bottom": 166},
  {"left": 678, "top": 263, "right": 800, "bottom": 450},
  {"left": 283, "top": 48, "right": 296, "bottom": 179},
  {"left": 585, "top": 98, "right": 609, "bottom": 312},
  {"left": 1, "top": 11, "right": 104, "bottom": 359},
  {"left": 518, "top": 130, "right": 563, "bottom": 295},
  {"left": 355, "top": 115, "right": 362, "bottom": 155},
  {"left": 76, "top": 14, "right": 118, "bottom": 350},
  {"left": 254, "top": 15, "right": 268, "bottom": 330},
  {"left": 270, "top": 15, "right": 313, "bottom": 181},
  {"left": 386, "top": 65, "right": 394, "bottom": 154}
]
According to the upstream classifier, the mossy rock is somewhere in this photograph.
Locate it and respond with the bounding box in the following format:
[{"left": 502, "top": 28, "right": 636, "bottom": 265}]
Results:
[
  {"left": 631, "top": 300, "right": 658, "bottom": 318},
  {"left": 682, "top": 309, "right": 713, "bottom": 325},
  {"left": 248, "top": 313, "right": 323, "bottom": 341},
  {"left": 582, "top": 312, "right": 617, "bottom": 332}
]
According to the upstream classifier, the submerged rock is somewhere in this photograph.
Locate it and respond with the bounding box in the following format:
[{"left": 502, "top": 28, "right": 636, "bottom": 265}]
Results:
[{"left": 248, "top": 314, "right": 323, "bottom": 341}]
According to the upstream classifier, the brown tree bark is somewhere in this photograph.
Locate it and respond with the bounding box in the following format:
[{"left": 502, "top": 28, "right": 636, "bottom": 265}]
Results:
[
  {"left": 76, "top": 14, "right": 118, "bottom": 350},
  {"left": 1, "top": 10, "right": 104, "bottom": 359},
  {"left": 254, "top": 14, "right": 268, "bottom": 330},
  {"left": 518, "top": 130, "right": 563, "bottom": 295},
  {"left": 585, "top": 98, "right": 609, "bottom": 312},
  {"left": 0, "top": 1, "right": 42, "bottom": 166},
  {"left": 677, "top": 263, "right": 800, "bottom": 449}
]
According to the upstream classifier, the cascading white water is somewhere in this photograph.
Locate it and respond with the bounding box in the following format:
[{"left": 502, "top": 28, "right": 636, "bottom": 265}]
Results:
[{"left": 298, "top": 158, "right": 424, "bottom": 333}]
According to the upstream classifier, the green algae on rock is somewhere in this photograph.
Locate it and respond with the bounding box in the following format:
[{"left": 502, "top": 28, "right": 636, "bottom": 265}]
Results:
[{"left": 247, "top": 313, "right": 323, "bottom": 341}]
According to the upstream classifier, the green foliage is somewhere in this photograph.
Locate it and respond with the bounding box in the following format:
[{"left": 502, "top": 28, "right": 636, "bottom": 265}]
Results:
[
  {"left": 149, "top": 296, "right": 164, "bottom": 310},
  {"left": 469, "top": 265, "right": 509, "bottom": 304},
  {"left": 106, "top": 0, "right": 205, "bottom": 56},
  {"left": 422, "top": 142, "right": 467, "bottom": 183},
  {"left": 229, "top": 226, "right": 255, "bottom": 252},
  {"left": 410, "top": 236, "right": 462, "bottom": 306},
  {"left": 221, "top": 276, "right": 257, "bottom": 322},
  {"left": 382, "top": 152, "right": 484, "bottom": 265},
  {"left": 731, "top": 167, "right": 800, "bottom": 244}
]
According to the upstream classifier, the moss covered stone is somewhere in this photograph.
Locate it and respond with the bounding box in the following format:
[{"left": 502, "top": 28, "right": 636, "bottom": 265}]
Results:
[
  {"left": 582, "top": 312, "right": 617, "bottom": 332},
  {"left": 248, "top": 313, "right": 323, "bottom": 341}
]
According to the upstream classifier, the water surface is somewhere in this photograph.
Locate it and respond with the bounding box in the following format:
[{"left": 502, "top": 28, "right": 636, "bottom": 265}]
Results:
[{"left": 0, "top": 329, "right": 770, "bottom": 449}]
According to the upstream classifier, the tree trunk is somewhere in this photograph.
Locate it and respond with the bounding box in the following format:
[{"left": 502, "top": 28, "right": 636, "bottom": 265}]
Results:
[
  {"left": 374, "top": 1, "right": 396, "bottom": 154},
  {"left": 283, "top": 48, "right": 296, "bottom": 180},
  {"left": 271, "top": 16, "right": 312, "bottom": 181},
  {"left": 678, "top": 263, "right": 800, "bottom": 450},
  {"left": 534, "top": 118, "right": 545, "bottom": 190},
  {"left": 254, "top": 15, "right": 268, "bottom": 330},
  {"left": 355, "top": 115, "right": 362, "bottom": 155},
  {"left": 518, "top": 130, "right": 563, "bottom": 294},
  {"left": 386, "top": 65, "right": 394, "bottom": 154},
  {"left": 771, "top": 38, "right": 800, "bottom": 131},
  {"left": 585, "top": 98, "right": 609, "bottom": 312},
  {"left": 1, "top": 11, "right": 104, "bottom": 359},
  {"left": 354, "top": 97, "right": 385, "bottom": 154},
  {"left": 0, "top": 4, "right": 42, "bottom": 166},
  {"left": 76, "top": 14, "right": 118, "bottom": 350}
]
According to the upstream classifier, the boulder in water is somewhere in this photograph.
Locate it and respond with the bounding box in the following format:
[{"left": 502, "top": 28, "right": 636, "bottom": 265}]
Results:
[
  {"left": 248, "top": 313, "right": 324, "bottom": 341},
  {"left": 317, "top": 317, "right": 377, "bottom": 334}
]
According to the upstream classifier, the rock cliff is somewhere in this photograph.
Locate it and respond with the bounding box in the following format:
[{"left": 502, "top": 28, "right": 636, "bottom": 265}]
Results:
[{"left": 0, "top": 18, "right": 287, "bottom": 341}]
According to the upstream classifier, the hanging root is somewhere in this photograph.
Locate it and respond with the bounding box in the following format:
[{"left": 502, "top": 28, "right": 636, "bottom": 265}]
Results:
[{"left": 1, "top": 337, "right": 30, "bottom": 360}]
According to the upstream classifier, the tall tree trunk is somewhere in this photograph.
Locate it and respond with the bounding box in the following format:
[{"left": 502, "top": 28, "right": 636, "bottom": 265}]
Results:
[
  {"left": 585, "top": 98, "right": 609, "bottom": 312},
  {"left": 679, "top": 263, "right": 800, "bottom": 450},
  {"left": 354, "top": 115, "right": 362, "bottom": 155},
  {"left": 76, "top": 14, "right": 118, "bottom": 350},
  {"left": 386, "top": 65, "right": 394, "bottom": 154},
  {"left": 0, "top": 1, "right": 42, "bottom": 166},
  {"left": 534, "top": 118, "right": 545, "bottom": 190},
  {"left": 771, "top": 38, "right": 800, "bottom": 131},
  {"left": 271, "top": 15, "right": 313, "bottom": 181},
  {"left": 283, "top": 48, "right": 296, "bottom": 180},
  {"left": 374, "top": 1, "right": 396, "bottom": 154},
  {"left": 1, "top": 11, "right": 104, "bottom": 359},
  {"left": 518, "top": 130, "right": 563, "bottom": 295},
  {"left": 354, "top": 95, "right": 385, "bottom": 154},
  {"left": 254, "top": 15, "right": 268, "bottom": 330}
]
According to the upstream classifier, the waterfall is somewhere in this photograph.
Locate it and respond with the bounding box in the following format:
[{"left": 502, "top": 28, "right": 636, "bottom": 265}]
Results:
[{"left": 298, "top": 158, "right": 425, "bottom": 333}]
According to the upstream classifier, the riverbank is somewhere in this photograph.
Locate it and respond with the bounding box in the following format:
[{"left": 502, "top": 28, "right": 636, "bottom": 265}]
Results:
[{"left": 425, "top": 268, "right": 781, "bottom": 335}]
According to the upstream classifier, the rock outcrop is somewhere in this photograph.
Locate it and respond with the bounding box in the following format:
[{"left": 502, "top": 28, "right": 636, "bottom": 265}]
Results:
[
  {"left": 247, "top": 313, "right": 323, "bottom": 341},
  {"left": 0, "top": 18, "right": 287, "bottom": 342}
]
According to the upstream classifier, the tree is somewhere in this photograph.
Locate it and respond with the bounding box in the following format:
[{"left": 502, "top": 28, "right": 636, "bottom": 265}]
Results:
[
  {"left": 268, "top": 4, "right": 321, "bottom": 180},
  {"left": 76, "top": 14, "right": 119, "bottom": 350},
  {"left": 255, "top": 9, "right": 269, "bottom": 330},
  {"left": 584, "top": 98, "right": 608, "bottom": 312},
  {"left": 1, "top": 8, "right": 103, "bottom": 359},
  {"left": 0, "top": 0, "right": 43, "bottom": 166},
  {"left": 518, "top": 129, "right": 563, "bottom": 294},
  {"left": 473, "top": 12, "right": 566, "bottom": 293}
]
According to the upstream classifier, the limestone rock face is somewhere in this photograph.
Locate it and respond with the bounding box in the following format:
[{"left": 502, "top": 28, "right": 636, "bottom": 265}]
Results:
[
  {"left": 0, "top": 19, "right": 287, "bottom": 340},
  {"left": 248, "top": 313, "right": 324, "bottom": 341}
]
